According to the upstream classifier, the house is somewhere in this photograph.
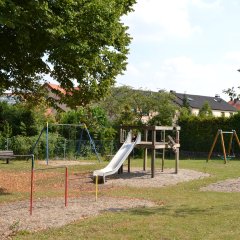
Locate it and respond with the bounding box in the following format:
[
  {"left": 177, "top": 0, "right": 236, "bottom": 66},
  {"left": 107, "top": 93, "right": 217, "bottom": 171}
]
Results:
[
  {"left": 0, "top": 83, "right": 75, "bottom": 114},
  {"left": 228, "top": 99, "right": 240, "bottom": 111},
  {"left": 43, "top": 83, "right": 70, "bottom": 114},
  {"left": 0, "top": 92, "right": 18, "bottom": 105},
  {"left": 172, "top": 91, "right": 237, "bottom": 117}
]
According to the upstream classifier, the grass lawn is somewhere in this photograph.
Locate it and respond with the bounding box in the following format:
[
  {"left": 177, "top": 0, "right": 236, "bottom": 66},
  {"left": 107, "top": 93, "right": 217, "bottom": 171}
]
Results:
[{"left": 1, "top": 158, "right": 240, "bottom": 239}]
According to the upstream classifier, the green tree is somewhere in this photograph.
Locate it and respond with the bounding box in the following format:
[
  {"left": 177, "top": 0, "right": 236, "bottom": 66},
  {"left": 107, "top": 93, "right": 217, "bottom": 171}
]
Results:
[
  {"left": 59, "top": 106, "right": 115, "bottom": 140},
  {"left": 98, "top": 86, "right": 177, "bottom": 126},
  {"left": 198, "top": 101, "right": 213, "bottom": 118},
  {"left": 182, "top": 94, "right": 191, "bottom": 114},
  {"left": 223, "top": 87, "right": 239, "bottom": 101},
  {"left": 0, "top": 0, "right": 136, "bottom": 107},
  {"left": 0, "top": 101, "right": 47, "bottom": 136},
  {"left": 148, "top": 91, "right": 177, "bottom": 126}
]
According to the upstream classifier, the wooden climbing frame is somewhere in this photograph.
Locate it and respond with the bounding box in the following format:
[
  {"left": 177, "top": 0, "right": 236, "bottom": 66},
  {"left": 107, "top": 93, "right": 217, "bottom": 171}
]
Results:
[{"left": 120, "top": 125, "right": 181, "bottom": 178}]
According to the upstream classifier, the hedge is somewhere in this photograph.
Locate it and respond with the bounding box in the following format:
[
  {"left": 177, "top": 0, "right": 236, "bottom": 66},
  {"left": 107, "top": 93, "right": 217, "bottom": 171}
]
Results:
[{"left": 178, "top": 112, "right": 240, "bottom": 154}]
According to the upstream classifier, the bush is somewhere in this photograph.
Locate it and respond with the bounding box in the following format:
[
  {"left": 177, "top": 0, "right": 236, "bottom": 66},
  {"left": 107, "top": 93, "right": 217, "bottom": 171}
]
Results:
[{"left": 178, "top": 113, "right": 240, "bottom": 153}]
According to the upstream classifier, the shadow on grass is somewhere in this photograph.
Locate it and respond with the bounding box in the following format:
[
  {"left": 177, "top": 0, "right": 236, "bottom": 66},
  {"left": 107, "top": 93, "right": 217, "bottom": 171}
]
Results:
[
  {"left": 129, "top": 204, "right": 219, "bottom": 218},
  {"left": 109, "top": 172, "right": 147, "bottom": 180},
  {"left": 0, "top": 187, "right": 11, "bottom": 195}
]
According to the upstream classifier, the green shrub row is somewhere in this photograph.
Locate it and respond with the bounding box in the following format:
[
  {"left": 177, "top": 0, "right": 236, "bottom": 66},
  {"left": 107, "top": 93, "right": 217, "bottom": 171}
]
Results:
[{"left": 178, "top": 112, "right": 240, "bottom": 153}]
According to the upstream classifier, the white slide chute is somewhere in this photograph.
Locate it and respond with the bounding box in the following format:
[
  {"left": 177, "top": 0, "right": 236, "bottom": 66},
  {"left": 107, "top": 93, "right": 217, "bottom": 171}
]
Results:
[{"left": 93, "top": 131, "right": 141, "bottom": 183}]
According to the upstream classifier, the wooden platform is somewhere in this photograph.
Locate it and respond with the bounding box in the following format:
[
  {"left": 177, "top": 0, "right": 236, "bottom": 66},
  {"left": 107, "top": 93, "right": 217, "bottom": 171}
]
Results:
[
  {"left": 137, "top": 142, "right": 180, "bottom": 149},
  {"left": 120, "top": 125, "right": 181, "bottom": 178}
]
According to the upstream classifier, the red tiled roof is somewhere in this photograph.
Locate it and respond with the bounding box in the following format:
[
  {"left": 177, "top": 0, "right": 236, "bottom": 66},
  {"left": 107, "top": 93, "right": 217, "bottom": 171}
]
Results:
[
  {"left": 45, "top": 83, "right": 79, "bottom": 95},
  {"left": 228, "top": 100, "right": 240, "bottom": 110},
  {"left": 45, "top": 83, "right": 67, "bottom": 95}
]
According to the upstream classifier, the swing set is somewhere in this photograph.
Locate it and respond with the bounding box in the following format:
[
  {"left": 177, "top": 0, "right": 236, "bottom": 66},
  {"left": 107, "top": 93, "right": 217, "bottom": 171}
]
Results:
[
  {"left": 207, "top": 129, "right": 240, "bottom": 163},
  {"left": 31, "top": 122, "right": 101, "bottom": 164}
]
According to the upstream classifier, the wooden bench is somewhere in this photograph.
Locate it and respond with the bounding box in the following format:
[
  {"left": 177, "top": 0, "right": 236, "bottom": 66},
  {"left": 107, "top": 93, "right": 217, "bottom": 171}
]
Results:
[{"left": 0, "top": 150, "right": 15, "bottom": 164}]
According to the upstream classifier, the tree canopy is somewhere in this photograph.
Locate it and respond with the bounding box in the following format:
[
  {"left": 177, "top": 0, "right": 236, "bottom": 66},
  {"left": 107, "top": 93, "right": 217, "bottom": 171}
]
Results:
[
  {"left": 0, "top": 0, "right": 136, "bottom": 107},
  {"left": 198, "top": 101, "right": 213, "bottom": 118},
  {"left": 97, "top": 86, "right": 177, "bottom": 126}
]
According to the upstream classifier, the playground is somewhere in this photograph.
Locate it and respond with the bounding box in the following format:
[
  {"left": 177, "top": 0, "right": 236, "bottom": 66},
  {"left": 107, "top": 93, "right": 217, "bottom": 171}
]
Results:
[
  {"left": 1, "top": 157, "right": 240, "bottom": 239},
  {"left": 1, "top": 127, "right": 240, "bottom": 239},
  {"left": 0, "top": 161, "right": 207, "bottom": 236}
]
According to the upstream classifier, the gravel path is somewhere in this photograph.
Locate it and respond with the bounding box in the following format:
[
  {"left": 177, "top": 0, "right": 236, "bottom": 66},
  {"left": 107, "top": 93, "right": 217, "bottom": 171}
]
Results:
[
  {"left": 201, "top": 177, "right": 240, "bottom": 192},
  {"left": 2, "top": 161, "right": 240, "bottom": 240},
  {"left": 0, "top": 168, "right": 210, "bottom": 239},
  {"left": 0, "top": 196, "right": 156, "bottom": 239},
  {"left": 105, "top": 168, "right": 210, "bottom": 188}
]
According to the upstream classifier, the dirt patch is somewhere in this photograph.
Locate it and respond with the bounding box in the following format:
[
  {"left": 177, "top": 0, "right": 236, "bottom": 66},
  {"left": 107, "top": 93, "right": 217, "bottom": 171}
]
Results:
[
  {"left": 201, "top": 178, "right": 240, "bottom": 192},
  {"left": 0, "top": 196, "right": 156, "bottom": 239},
  {"left": 0, "top": 168, "right": 210, "bottom": 239},
  {"left": 0, "top": 172, "right": 60, "bottom": 193}
]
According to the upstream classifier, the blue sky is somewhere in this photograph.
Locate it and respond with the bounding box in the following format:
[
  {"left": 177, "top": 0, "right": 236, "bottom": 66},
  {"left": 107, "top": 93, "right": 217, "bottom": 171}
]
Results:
[{"left": 117, "top": 0, "right": 240, "bottom": 100}]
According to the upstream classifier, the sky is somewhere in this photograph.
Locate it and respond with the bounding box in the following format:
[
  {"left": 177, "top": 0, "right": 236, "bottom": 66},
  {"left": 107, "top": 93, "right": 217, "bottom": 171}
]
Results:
[{"left": 117, "top": 0, "right": 240, "bottom": 100}]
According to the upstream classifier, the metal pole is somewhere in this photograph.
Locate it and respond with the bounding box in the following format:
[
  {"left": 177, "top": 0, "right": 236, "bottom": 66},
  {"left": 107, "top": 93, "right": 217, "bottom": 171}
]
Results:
[
  {"left": 31, "top": 127, "right": 45, "bottom": 154},
  {"left": 64, "top": 139, "right": 67, "bottom": 159},
  {"left": 65, "top": 167, "right": 68, "bottom": 207},
  {"left": 95, "top": 175, "right": 98, "bottom": 201},
  {"left": 85, "top": 125, "right": 101, "bottom": 162},
  {"left": 30, "top": 168, "right": 34, "bottom": 215},
  {"left": 31, "top": 154, "right": 35, "bottom": 170}
]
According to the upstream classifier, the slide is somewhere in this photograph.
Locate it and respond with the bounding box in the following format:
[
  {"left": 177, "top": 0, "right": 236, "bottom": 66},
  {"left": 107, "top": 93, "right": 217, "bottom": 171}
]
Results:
[{"left": 93, "top": 131, "right": 141, "bottom": 183}]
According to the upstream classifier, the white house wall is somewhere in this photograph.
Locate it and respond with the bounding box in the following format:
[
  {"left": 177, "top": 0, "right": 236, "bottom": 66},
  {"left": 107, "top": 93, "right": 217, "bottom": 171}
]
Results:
[{"left": 191, "top": 108, "right": 235, "bottom": 117}]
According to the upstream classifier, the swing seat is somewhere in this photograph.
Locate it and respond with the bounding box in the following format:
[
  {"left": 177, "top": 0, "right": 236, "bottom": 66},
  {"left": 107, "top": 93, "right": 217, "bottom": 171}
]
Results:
[{"left": 218, "top": 154, "right": 235, "bottom": 160}]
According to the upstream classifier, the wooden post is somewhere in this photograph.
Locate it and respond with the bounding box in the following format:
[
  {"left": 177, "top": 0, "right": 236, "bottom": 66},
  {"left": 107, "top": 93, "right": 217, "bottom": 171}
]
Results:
[
  {"left": 151, "top": 148, "right": 155, "bottom": 178},
  {"left": 151, "top": 129, "right": 156, "bottom": 178},
  {"left": 161, "top": 130, "right": 165, "bottom": 172},
  {"left": 207, "top": 130, "right": 220, "bottom": 162},
  {"left": 175, "top": 148, "right": 179, "bottom": 174},
  {"left": 161, "top": 149, "right": 165, "bottom": 172},
  {"left": 176, "top": 129, "right": 180, "bottom": 144},
  {"left": 118, "top": 164, "right": 123, "bottom": 174},
  {"left": 220, "top": 131, "right": 227, "bottom": 164},
  {"left": 233, "top": 130, "right": 240, "bottom": 148},
  {"left": 144, "top": 148, "right": 147, "bottom": 171},
  {"left": 128, "top": 155, "right": 131, "bottom": 173},
  {"left": 143, "top": 129, "right": 148, "bottom": 171},
  {"left": 228, "top": 131, "right": 234, "bottom": 156}
]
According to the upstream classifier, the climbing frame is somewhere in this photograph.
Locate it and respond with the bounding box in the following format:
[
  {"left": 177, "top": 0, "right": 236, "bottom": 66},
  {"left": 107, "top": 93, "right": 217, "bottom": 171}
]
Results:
[{"left": 120, "top": 125, "right": 181, "bottom": 178}]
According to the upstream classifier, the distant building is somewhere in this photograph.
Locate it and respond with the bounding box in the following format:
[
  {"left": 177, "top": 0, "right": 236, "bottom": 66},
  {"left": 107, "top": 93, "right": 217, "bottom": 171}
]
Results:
[
  {"left": 171, "top": 91, "right": 237, "bottom": 117},
  {"left": 228, "top": 99, "right": 240, "bottom": 111},
  {"left": 0, "top": 93, "right": 17, "bottom": 105},
  {"left": 43, "top": 83, "right": 71, "bottom": 114}
]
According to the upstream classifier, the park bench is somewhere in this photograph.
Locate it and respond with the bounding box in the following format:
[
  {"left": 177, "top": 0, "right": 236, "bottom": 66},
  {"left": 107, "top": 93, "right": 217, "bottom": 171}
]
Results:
[{"left": 0, "top": 150, "right": 15, "bottom": 164}]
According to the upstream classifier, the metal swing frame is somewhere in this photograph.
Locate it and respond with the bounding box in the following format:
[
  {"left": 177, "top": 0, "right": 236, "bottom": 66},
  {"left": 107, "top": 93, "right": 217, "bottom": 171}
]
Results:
[{"left": 31, "top": 122, "right": 101, "bottom": 164}]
